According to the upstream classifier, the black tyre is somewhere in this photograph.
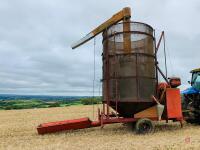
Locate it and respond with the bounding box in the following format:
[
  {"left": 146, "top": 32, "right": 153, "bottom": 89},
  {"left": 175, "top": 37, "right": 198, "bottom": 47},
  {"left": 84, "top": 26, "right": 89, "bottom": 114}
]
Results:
[{"left": 135, "top": 118, "right": 155, "bottom": 134}]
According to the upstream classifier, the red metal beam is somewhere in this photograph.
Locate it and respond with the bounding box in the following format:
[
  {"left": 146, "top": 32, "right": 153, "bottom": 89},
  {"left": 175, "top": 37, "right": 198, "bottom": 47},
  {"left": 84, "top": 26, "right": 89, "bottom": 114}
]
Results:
[{"left": 37, "top": 118, "right": 94, "bottom": 135}]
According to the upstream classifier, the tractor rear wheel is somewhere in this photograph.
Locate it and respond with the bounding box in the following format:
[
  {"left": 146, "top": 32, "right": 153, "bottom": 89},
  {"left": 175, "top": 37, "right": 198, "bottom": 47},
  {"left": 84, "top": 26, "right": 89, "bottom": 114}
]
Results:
[{"left": 135, "top": 118, "right": 155, "bottom": 134}]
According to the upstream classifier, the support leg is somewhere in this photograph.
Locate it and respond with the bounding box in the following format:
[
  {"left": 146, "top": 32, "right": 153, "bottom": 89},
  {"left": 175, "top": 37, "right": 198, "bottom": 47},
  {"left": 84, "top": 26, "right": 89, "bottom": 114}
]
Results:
[{"left": 180, "top": 120, "right": 183, "bottom": 128}]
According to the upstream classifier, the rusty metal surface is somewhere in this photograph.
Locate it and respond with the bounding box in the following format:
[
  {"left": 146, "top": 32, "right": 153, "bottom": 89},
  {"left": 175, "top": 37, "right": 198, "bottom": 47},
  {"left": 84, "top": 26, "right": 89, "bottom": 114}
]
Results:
[{"left": 103, "top": 22, "right": 156, "bottom": 107}]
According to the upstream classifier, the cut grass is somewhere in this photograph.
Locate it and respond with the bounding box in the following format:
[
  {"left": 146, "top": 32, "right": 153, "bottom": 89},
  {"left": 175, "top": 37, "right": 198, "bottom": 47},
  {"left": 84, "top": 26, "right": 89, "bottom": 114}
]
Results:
[{"left": 0, "top": 105, "right": 200, "bottom": 150}]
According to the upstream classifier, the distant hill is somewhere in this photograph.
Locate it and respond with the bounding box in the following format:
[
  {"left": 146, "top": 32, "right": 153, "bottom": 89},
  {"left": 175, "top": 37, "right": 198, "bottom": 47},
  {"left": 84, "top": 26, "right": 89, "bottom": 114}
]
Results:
[
  {"left": 0, "top": 94, "right": 102, "bottom": 110},
  {"left": 0, "top": 94, "right": 89, "bottom": 101}
]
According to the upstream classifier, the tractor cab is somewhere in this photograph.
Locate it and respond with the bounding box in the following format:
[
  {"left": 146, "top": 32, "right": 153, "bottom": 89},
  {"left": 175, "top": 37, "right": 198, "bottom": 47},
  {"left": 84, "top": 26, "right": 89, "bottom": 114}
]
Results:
[
  {"left": 182, "top": 68, "right": 200, "bottom": 124},
  {"left": 190, "top": 68, "right": 200, "bottom": 92}
]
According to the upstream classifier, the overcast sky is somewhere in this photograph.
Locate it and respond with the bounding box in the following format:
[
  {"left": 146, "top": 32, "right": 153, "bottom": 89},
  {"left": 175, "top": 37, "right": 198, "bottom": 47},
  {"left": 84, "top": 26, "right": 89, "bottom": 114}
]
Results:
[{"left": 0, "top": 0, "right": 200, "bottom": 96}]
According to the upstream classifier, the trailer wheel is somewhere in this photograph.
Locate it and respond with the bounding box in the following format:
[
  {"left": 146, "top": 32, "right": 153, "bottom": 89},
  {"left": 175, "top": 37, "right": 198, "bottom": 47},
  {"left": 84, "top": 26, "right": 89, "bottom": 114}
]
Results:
[{"left": 135, "top": 118, "right": 155, "bottom": 134}]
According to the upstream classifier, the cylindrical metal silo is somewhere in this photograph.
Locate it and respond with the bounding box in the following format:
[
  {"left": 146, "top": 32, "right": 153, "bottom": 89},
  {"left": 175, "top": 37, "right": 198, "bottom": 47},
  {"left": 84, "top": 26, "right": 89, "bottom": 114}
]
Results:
[{"left": 102, "top": 22, "right": 157, "bottom": 117}]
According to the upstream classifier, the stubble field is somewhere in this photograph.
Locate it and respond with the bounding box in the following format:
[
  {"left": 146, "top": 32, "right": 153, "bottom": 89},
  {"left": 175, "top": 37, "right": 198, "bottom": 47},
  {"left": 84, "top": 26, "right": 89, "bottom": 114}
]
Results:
[{"left": 0, "top": 105, "right": 200, "bottom": 150}]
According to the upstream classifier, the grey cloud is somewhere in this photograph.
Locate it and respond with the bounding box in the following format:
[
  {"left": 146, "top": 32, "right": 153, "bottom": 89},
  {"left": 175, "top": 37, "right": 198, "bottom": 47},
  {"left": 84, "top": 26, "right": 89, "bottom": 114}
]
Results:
[{"left": 0, "top": 0, "right": 200, "bottom": 95}]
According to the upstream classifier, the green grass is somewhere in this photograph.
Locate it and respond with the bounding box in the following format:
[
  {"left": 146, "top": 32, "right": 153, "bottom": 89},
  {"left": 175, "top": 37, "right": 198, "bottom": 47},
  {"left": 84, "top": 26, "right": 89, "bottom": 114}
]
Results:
[
  {"left": 0, "top": 97, "right": 102, "bottom": 110},
  {"left": 0, "top": 100, "right": 50, "bottom": 110}
]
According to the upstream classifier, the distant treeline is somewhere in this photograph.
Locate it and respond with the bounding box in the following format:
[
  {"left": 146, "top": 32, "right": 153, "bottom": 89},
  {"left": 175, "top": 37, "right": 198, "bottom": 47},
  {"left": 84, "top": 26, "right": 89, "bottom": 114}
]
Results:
[
  {"left": 0, "top": 96, "right": 102, "bottom": 110},
  {"left": 0, "top": 94, "right": 88, "bottom": 101}
]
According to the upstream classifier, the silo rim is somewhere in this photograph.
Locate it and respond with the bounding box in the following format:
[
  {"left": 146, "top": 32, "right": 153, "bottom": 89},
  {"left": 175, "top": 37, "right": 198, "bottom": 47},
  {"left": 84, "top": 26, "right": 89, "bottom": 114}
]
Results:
[{"left": 112, "top": 21, "right": 154, "bottom": 31}]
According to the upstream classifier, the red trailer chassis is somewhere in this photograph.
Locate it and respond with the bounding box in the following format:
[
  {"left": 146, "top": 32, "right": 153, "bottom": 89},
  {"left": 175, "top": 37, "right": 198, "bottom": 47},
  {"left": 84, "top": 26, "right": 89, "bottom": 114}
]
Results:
[
  {"left": 37, "top": 88, "right": 184, "bottom": 135},
  {"left": 37, "top": 112, "right": 183, "bottom": 135}
]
